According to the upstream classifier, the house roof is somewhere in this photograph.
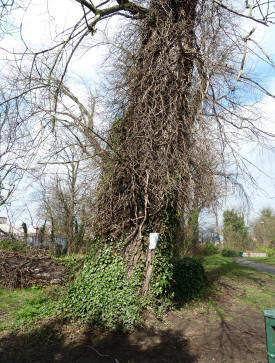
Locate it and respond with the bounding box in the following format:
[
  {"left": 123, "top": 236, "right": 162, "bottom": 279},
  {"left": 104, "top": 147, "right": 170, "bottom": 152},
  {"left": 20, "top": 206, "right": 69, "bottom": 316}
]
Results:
[
  {"left": 0, "top": 223, "right": 24, "bottom": 235},
  {"left": 0, "top": 222, "right": 24, "bottom": 236}
]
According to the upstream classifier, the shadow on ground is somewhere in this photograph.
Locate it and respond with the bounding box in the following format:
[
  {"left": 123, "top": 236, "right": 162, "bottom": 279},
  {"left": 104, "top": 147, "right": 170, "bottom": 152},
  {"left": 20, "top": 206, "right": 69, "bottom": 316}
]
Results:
[
  {"left": 0, "top": 308, "right": 267, "bottom": 363},
  {"left": 0, "top": 318, "right": 196, "bottom": 363}
]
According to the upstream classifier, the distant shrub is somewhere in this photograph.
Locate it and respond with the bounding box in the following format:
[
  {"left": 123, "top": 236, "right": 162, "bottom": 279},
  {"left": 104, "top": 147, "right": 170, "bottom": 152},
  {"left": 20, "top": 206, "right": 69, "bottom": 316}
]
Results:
[
  {"left": 202, "top": 242, "right": 219, "bottom": 256},
  {"left": 221, "top": 248, "right": 239, "bottom": 257},
  {"left": 268, "top": 250, "right": 275, "bottom": 257},
  {"left": 255, "top": 246, "right": 275, "bottom": 257},
  {"left": 0, "top": 238, "right": 29, "bottom": 252},
  {"left": 254, "top": 246, "right": 265, "bottom": 252},
  {"left": 172, "top": 257, "right": 209, "bottom": 303}
]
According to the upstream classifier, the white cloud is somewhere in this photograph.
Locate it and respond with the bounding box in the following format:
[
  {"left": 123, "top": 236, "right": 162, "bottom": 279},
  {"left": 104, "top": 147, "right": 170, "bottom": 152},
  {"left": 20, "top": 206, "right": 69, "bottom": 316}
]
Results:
[{"left": 19, "top": 0, "right": 83, "bottom": 50}]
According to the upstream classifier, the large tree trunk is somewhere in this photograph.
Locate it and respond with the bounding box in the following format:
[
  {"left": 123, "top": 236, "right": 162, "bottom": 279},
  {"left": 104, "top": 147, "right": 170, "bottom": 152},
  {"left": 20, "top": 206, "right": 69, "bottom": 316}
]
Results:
[{"left": 94, "top": 0, "right": 200, "bottom": 292}]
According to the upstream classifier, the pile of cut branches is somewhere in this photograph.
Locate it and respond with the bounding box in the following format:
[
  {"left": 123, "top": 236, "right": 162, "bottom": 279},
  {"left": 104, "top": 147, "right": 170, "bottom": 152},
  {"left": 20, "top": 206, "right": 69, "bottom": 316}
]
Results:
[{"left": 0, "top": 250, "right": 67, "bottom": 288}]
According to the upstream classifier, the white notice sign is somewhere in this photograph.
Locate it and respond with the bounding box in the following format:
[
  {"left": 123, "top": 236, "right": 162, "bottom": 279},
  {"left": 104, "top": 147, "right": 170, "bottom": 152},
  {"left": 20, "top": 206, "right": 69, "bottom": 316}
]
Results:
[{"left": 149, "top": 233, "right": 159, "bottom": 250}]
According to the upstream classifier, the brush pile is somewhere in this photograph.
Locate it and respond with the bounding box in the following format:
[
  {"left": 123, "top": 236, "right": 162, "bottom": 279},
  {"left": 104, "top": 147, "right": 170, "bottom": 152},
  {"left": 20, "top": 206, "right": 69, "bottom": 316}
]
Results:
[{"left": 0, "top": 250, "right": 66, "bottom": 288}]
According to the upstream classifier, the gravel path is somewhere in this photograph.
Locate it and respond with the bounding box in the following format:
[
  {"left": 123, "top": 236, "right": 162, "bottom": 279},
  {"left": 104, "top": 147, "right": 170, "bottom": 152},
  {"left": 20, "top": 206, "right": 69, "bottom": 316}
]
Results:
[{"left": 234, "top": 258, "right": 275, "bottom": 275}]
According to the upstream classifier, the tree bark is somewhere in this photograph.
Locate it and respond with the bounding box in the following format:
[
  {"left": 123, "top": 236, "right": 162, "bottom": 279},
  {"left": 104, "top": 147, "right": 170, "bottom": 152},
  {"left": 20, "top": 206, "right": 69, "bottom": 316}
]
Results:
[{"left": 95, "top": 0, "right": 200, "bottom": 290}]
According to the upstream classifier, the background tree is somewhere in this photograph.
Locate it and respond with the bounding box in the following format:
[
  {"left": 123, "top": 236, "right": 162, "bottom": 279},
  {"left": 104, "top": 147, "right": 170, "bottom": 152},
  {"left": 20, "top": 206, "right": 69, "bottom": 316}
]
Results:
[
  {"left": 21, "top": 222, "right": 27, "bottom": 242},
  {"left": 36, "top": 147, "right": 96, "bottom": 253},
  {"left": 223, "top": 209, "right": 251, "bottom": 250},
  {"left": 0, "top": 99, "right": 30, "bottom": 207},
  {"left": 252, "top": 207, "right": 275, "bottom": 248}
]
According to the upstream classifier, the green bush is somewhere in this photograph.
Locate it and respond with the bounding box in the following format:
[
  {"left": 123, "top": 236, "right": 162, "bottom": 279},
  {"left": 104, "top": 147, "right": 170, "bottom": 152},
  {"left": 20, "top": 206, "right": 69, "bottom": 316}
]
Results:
[
  {"left": 0, "top": 238, "right": 29, "bottom": 251},
  {"left": 221, "top": 248, "right": 239, "bottom": 257},
  {"left": 62, "top": 246, "right": 145, "bottom": 331},
  {"left": 255, "top": 246, "right": 266, "bottom": 252},
  {"left": 203, "top": 242, "right": 219, "bottom": 256},
  {"left": 255, "top": 246, "right": 275, "bottom": 256},
  {"left": 267, "top": 249, "right": 275, "bottom": 257},
  {"left": 172, "top": 257, "right": 209, "bottom": 303}
]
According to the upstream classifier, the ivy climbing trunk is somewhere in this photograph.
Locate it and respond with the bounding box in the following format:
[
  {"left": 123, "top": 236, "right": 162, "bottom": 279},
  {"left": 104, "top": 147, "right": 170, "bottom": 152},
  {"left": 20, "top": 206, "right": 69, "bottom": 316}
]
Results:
[{"left": 95, "top": 0, "right": 201, "bottom": 295}]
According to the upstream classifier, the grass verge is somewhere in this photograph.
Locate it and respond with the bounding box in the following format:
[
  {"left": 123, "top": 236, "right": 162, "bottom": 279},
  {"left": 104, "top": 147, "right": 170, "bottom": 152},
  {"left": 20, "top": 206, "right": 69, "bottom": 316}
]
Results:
[
  {"left": 0, "top": 286, "right": 63, "bottom": 333},
  {"left": 201, "top": 254, "right": 275, "bottom": 314},
  {"left": 247, "top": 257, "right": 275, "bottom": 266}
]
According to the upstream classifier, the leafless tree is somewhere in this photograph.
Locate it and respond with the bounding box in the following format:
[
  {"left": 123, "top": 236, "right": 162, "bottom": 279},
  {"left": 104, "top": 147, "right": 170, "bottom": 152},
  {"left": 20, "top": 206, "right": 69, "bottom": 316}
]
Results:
[
  {"left": 0, "top": 94, "right": 32, "bottom": 207},
  {"left": 1, "top": 0, "right": 275, "bottom": 293},
  {"left": 34, "top": 145, "right": 97, "bottom": 253},
  {"left": 0, "top": 0, "right": 21, "bottom": 36}
]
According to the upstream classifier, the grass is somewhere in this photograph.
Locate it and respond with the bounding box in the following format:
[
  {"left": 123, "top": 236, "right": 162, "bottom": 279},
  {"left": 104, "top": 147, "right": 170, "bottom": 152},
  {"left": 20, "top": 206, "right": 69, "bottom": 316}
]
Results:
[
  {"left": 202, "top": 254, "right": 233, "bottom": 272},
  {"left": 203, "top": 254, "right": 275, "bottom": 279},
  {"left": 201, "top": 254, "right": 275, "bottom": 315},
  {"left": 0, "top": 286, "right": 63, "bottom": 332},
  {"left": 237, "top": 285, "right": 275, "bottom": 311},
  {"left": 202, "top": 254, "right": 259, "bottom": 280},
  {"left": 247, "top": 257, "right": 275, "bottom": 266}
]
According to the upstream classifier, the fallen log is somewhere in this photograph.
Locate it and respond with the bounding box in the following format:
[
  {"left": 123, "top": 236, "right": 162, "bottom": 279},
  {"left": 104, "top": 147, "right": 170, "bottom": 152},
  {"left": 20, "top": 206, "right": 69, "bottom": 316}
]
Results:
[{"left": 0, "top": 250, "right": 67, "bottom": 288}]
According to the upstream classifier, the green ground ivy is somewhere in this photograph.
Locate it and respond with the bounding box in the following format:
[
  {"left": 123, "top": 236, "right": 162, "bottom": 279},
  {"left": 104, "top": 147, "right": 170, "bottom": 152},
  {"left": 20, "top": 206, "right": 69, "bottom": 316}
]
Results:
[
  {"left": 63, "top": 246, "right": 146, "bottom": 331},
  {"left": 149, "top": 203, "right": 178, "bottom": 310},
  {"left": 63, "top": 204, "right": 208, "bottom": 330}
]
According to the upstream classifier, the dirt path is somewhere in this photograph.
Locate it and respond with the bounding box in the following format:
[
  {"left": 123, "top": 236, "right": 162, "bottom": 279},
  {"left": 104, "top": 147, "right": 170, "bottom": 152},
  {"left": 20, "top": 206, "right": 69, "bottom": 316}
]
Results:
[{"left": 234, "top": 258, "right": 275, "bottom": 275}]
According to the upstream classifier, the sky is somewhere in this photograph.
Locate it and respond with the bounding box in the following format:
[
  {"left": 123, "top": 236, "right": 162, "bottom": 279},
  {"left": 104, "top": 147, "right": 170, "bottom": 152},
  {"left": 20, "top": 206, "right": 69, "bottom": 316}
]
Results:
[{"left": 0, "top": 0, "right": 275, "bottom": 227}]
